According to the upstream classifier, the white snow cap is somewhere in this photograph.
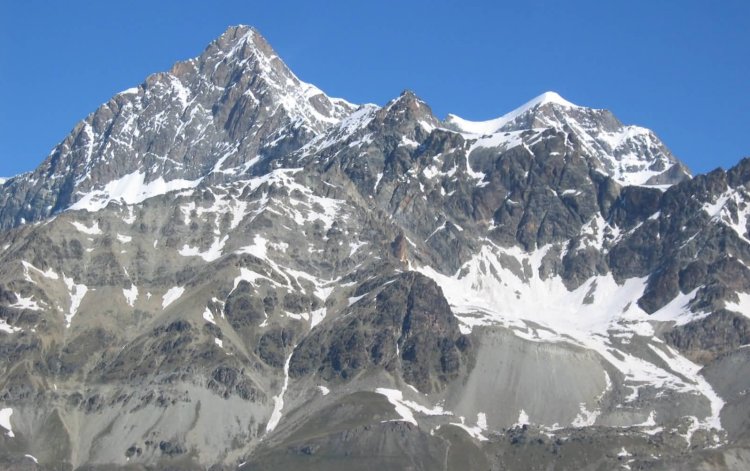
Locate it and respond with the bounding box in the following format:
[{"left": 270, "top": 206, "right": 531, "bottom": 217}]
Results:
[
  {"left": 523, "top": 91, "right": 577, "bottom": 108},
  {"left": 446, "top": 91, "right": 578, "bottom": 135}
]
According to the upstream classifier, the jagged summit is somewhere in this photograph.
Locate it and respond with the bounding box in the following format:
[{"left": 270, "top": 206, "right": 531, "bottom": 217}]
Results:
[
  {"left": 382, "top": 89, "right": 437, "bottom": 127},
  {"left": 0, "top": 25, "right": 357, "bottom": 229},
  {"left": 211, "top": 24, "right": 264, "bottom": 52},
  {"left": 189, "top": 24, "right": 355, "bottom": 128}
]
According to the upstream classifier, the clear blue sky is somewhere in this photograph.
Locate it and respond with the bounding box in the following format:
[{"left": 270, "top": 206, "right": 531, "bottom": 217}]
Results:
[{"left": 1, "top": 0, "right": 748, "bottom": 178}]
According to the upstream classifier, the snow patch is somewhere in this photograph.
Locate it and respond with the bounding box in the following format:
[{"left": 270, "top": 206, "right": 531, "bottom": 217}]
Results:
[
  {"left": 179, "top": 235, "right": 228, "bottom": 262},
  {"left": 477, "top": 412, "right": 488, "bottom": 430},
  {"left": 374, "top": 172, "right": 384, "bottom": 192},
  {"left": 571, "top": 402, "right": 601, "bottom": 427},
  {"left": 70, "top": 220, "right": 102, "bottom": 235},
  {"left": 309, "top": 308, "right": 327, "bottom": 328},
  {"left": 266, "top": 351, "right": 293, "bottom": 433},
  {"left": 162, "top": 286, "right": 185, "bottom": 309},
  {"left": 238, "top": 234, "right": 268, "bottom": 260},
  {"left": 449, "top": 415, "right": 489, "bottom": 441},
  {"left": 123, "top": 206, "right": 136, "bottom": 224},
  {"left": 726, "top": 291, "right": 750, "bottom": 318},
  {"left": 0, "top": 319, "right": 21, "bottom": 334},
  {"left": 375, "top": 388, "right": 450, "bottom": 426},
  {"left": 348, "top": 294, "right": 366, "bottom": 306},
  {"left": 468, "top": 130, "right": 525, "bottom": 153},
  {"left": 22, "top": 261, "right": 59, "bottom": 281},
  {"left": 10, "top": 293, "right": 42, "bottom": 311},
  {"left": 123, "top": 285, "right": 138, "bottom": 307},
  {"left": 203, "top": 307, "right": 216, "bottom": 325},
  {"left": 0, "top": 408, "right": 14, "bottom": 437},
  {"left": 515, "top": 409, "right": 530, "bottom": 427},
  {"left": 119, "top": 87, "right": 139, "bottom": 95},
  {"left": 69, "top": 171, "right": 201, "bottom": 212},
  {"left": 63, "top": 276, "right": 88, "bottom": 328},
  {"left": 702, "top": 189, "right": 750, "bottom": 243},
  {"left": 647, "top": 344, "right": 724, "bottom": 431}
]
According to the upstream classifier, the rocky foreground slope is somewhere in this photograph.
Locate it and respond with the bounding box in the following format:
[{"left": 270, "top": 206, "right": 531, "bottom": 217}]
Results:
[{"left": 0, "top": 25, "right": 749, "bottom": 470}]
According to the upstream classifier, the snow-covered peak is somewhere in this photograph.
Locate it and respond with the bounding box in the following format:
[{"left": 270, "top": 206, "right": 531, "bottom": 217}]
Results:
[
  {"left": 524, "top": 91, "right": 578, "bottom": 109},
  {"left": 445, "top": 91, "right": 578, "bottom": 135},
  {"left": 444, "top": 91, "right": 689, "bottom": 186}
]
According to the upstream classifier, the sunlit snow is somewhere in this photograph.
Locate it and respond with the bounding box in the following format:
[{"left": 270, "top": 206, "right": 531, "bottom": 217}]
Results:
[
  {"left": 0, "top": 408, "right": 14, "bottom": 437},
  {"left": 63, "top": 276, "right": 88, "bottom": 328},
  {"left": 10, "top": 293, "right": 42, "bottom": 311},
  {"left": 69, "top": 171, "right": 201, "bottom": 212},
  {"left": 417, "top": 240, "right": 725, "bottom": 431},
  {"left": 123, "top": 285, "right": 138, "bottom": 307},
  {"left": 162, "top": 286, "right": 185, "bottom": 309}
]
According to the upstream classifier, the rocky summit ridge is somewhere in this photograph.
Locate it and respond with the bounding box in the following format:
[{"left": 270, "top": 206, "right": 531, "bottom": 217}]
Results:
[{"left": 0, "top": 25, "right": 749, "bottom": 470}]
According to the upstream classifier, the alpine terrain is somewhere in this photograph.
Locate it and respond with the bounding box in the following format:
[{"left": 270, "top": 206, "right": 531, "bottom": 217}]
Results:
[{"left": 1, "top": 25, "right": 750, "bottom": 470}]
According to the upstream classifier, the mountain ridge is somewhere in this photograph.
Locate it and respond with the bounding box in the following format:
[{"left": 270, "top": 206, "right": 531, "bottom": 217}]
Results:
[
  {"left": 0, "top": 25, "right": 748, "bottom": 470},
  {"left": 0, "top": 27, "right": 687, "bottom": 230}
]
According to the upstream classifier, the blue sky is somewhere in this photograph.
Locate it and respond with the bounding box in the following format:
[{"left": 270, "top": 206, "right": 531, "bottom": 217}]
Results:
[{"left": 1, "top": 0, "right": 748, "bottom": 178}]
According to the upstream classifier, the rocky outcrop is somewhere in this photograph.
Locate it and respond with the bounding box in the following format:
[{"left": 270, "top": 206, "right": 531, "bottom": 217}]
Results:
[
  {"left": 289, "top": 273, "right": 471, "bottom": 393},
  {"left": 665, "top": 310, "right": 750, "bottom": 363}
]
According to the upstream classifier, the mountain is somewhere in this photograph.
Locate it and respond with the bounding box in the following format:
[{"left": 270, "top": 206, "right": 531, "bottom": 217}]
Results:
[
  {"left": 0, "top": 26, "right": 354, "bottom": 230},
  {"left": 0, "top": 25, "right": 749, "bottom": 470}
]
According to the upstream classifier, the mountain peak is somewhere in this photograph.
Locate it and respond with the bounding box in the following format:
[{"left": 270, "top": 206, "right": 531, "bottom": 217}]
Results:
[
  {"left": 381, "top": 89, "right": 438, "bottom": 132},
  {"left": 201, "top": 25, "right": 355, "bottom": 129},
  {"left": 206, "top": 25, "right": 276, "bottom": 70},
  {"left": 443, "top": 91, "right": 688, "bottom": 186},
  {"left": 444, "top": 91, "right": 579, "bottom": 135},
  {"left": 526, "top": 90, "right": 578, "bottom": 108},
  {"left": 386, "top": 89, "right": 429, "bottom": 110},
  {"left": 216, "top": 24, "right": 261, "bottom": 47},
  {"left": 0, "top": 24, "right": 359, "bottom": 228}
]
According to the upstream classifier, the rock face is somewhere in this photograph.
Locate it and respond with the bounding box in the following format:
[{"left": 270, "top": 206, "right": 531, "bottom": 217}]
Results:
[
  {"left": 0, "top": 25, "right": 748, "bottom": 470},
  {"left": 289, "top": 272, "right": 471, "bottom": 393}
]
